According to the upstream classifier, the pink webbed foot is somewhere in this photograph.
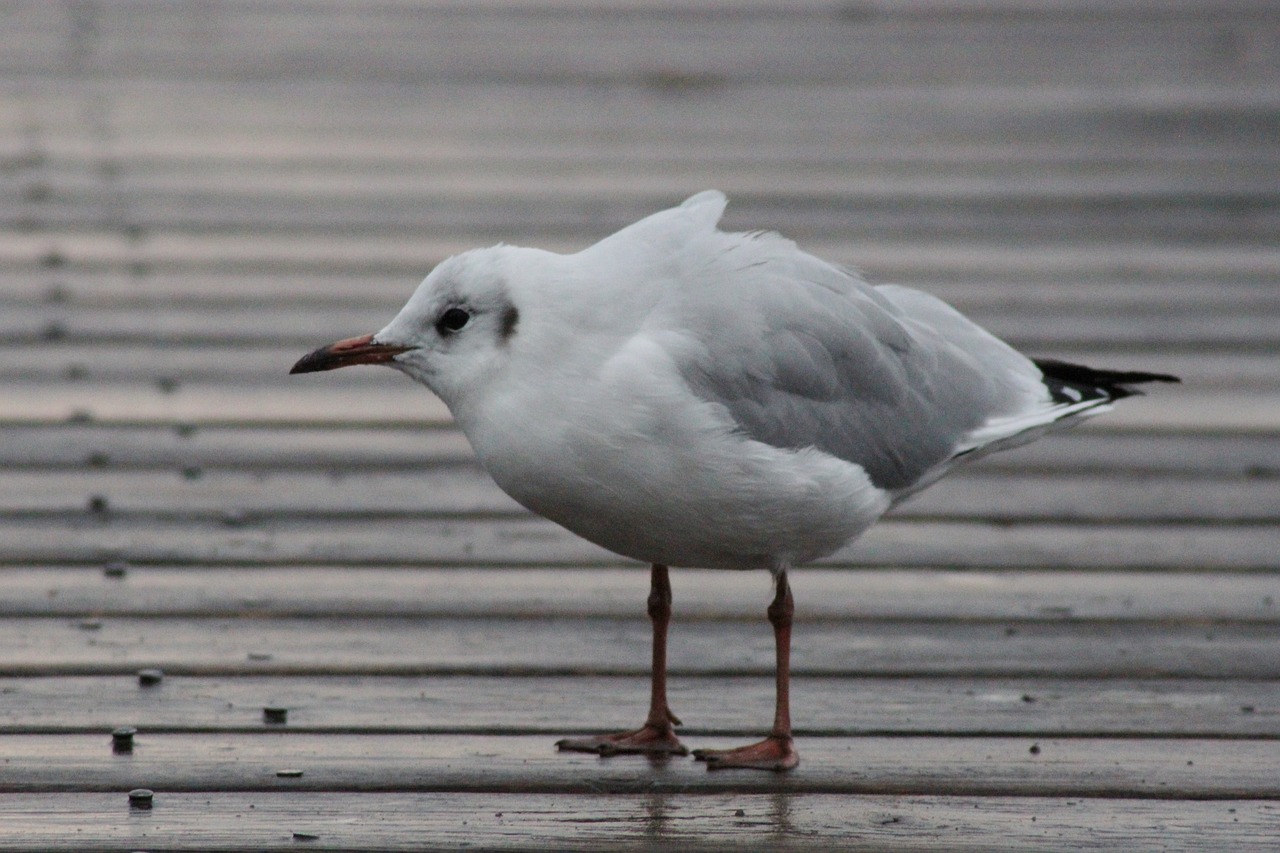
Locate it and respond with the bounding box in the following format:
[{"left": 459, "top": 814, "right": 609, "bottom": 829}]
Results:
[
  {"left": 692, "top": 734, "right": 798, "bottom": 771},
  {"left": 556, "top": 722, "right": 689, "bottom": 756}
]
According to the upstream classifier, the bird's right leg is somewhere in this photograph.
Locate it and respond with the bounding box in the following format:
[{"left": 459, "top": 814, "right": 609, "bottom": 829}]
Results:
[
  {"left": 556, "top": 563, "right": 689, "bottom": 756},
  {"left": 691, "top": 568, "right": 799, "bottom": 771}
]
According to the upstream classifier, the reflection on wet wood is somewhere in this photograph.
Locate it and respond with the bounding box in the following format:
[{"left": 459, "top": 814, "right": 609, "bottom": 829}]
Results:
[{"left": 0, "top": 792, "right": 1274, "bottom": 853}]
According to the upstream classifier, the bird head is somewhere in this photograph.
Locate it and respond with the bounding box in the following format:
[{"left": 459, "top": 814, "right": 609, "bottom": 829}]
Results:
[{"left": 290, "top": 247, "right": 524, "bottom": 409}]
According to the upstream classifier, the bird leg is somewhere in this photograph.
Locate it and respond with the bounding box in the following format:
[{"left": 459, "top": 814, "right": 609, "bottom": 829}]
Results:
[
  {"left": 556, "top": 564, "right": 689, "bottom": 756},
  {"left": 693, "top": 569, "right": 799, "bottom": 771}
]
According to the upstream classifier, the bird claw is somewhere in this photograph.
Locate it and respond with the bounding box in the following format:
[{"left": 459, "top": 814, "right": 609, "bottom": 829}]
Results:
[
  {"left": 556, "top": 723, "right": 689, "bottom": 756},
  {"left": 692, "top": 735, "right": 798, "bottom": 771}
]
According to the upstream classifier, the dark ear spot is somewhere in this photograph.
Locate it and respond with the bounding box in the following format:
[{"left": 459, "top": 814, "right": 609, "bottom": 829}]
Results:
[{"left": 500, "top": 304, "right": 519, "bottom": 340}]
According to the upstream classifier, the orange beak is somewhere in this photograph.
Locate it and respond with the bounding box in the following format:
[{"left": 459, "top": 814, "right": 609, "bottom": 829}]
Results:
[{"left": 290, "top": 333, "right": 414, "bottom": 374}]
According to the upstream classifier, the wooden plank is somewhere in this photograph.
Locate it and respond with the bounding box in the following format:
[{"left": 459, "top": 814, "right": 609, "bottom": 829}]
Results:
[
  {"left": 0, "top": 788, "right": 1274, "bottom": 850},
  {"left": 2, "top": 304, "right": 406, "bottom": 345},
  {"left": 0, "top": 424, "right": 1275, "bottom": 477},
  {"left": 17, "top": 112, "right": 1278, "bottom": 175},
  {"left": 27, "top": 160, "right": 1280, "bottom": 202},
  {"left": 10, "top": 57, "right": 1275, "bottom": 129},
  {"left": 0, "top": 792, "right": 1275, "bottom": 853},
  {"left": 0, "top": 271, "right": 426, "bottom": 304},
  {"left": 3, "top": 230, "right": 1277, "bottom": 282},
  {"left": 903, "top": 472, "right": 1280, "bottom": 522},
  {"left": 9, "top": 0, "right": 1278, "bottom": 18},
  {"left": 0, "top": 424, "right": 476, "bottom": 471},
  {"left": 1, "top": 515, "right": 1275, "bottom": 571},
  {"left": 54, "top": 10, "right": 1280, "bottom": 92},
  {"left": 2, "top": 733, "right": 1278, "bottom": 798},
  {"left": 29, "top": 10, "right": 1280, "bottom": 103},
  {"left": 9, "top": 567, "right": 1280, "bottom": 622},
  {"left": 15, "top": 178, "right": 1275, "bottom": 238},
  {"left": 16, "top": 136, "right": 1279, "bottom": 182},
  {"left": 0, "top": 380, "right": 453, "bottom": 426},
  {"left": 4, "top": 468, "right": 1276, "bottom": 524},
  {"left": 14, "top": 188, "right": 1279, "bottom": 244},
  {"left": 17, "top": 147, "right": 1280, "bottom": 195},
  {"left": 2, "top": 615, "right": 1277, "bottom": 678},
  {"left": 3, "top": 674, "right": 1277, "bottom": 737},
  {"left": 973, "top": 429, "right": 1280, "bottom": 476},
  {"left": 74, "top": 83, "right": 1280, "bottom": 148},
  {"left": 12, "top": 133, "right": 1280, "bottom": 224},
  {"left": 15, "top": 90, "right": 1280, "bottom": 189},
  {"left": 0, "top": 468, "right": 531, "bottom": 517}
]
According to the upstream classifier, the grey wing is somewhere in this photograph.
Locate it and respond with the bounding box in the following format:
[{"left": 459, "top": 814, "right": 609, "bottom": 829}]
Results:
[{"left": 668, "top": 240, "right": 1045, "bottom": 492}]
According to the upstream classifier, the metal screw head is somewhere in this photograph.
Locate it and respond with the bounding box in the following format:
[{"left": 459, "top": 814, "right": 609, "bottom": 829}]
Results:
[
  {"left": 127, "top": 788, "right": 153, "bottom": 809},
  {"left": 137, "top": 668, "right": 164, "bottom": 687},
  {"left": 276, "top": 768, "right": 303, "bottom": 778},
  {"left": 103, "top": 561, "right": 128, "bottom": 579},
  {"left": 112, "top": 726, "right": 137, "bottom": 753},
  {"left": 263, "top": 706, "right": 288, "bottom": 724}
]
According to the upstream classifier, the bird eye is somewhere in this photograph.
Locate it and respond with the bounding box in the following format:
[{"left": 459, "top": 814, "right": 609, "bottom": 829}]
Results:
[{"left": 436, "top": 307, "right": 471, "bottom": 335}]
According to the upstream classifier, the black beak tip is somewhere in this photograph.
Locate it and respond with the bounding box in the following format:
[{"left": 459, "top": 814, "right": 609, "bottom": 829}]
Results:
[
  {"left": 289, "top": 347, "right": 333, "bottom": 375},
  {"left": 289, "top": 336, "right": 413, "bottom": 375}
]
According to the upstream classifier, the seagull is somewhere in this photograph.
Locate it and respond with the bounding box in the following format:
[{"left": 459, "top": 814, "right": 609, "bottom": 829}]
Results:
[{"left": 291, "top": 190, "right": 1177, "bottom": 771}]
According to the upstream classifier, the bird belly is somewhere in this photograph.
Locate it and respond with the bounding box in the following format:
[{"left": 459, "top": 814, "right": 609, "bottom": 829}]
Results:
[{"left": 478, "top": 428, "right": 891, "bottom": 571}]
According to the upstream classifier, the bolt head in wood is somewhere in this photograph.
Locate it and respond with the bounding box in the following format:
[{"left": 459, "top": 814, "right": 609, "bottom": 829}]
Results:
[
  {"left": 127, "top": 788, "right": 153, "bottom": 809},
  {"left": 112, "top": 726, "right": 137, "bottom": 753},
  {"left": 137, "top": 668, "right": 164, "bottom": 686}
]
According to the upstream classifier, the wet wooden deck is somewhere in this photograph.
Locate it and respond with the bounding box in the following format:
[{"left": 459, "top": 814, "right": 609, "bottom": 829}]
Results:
[{"left": 2, "top": 1, "right": 1279, "bottom": 850}]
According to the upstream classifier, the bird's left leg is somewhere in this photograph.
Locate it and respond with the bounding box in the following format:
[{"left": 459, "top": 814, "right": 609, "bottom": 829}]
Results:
[
  {"left": 556, "top": 563, "right": 689, "bottom": 756},
  {"left": 692, "top": 568, "right": 799, "bottom": 771}
]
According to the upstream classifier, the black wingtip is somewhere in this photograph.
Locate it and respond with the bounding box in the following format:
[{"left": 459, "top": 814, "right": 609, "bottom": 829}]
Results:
[{"left": 1033, "top": 358, "right": 1180, "bottom": 403}]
